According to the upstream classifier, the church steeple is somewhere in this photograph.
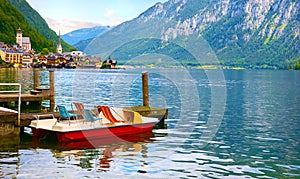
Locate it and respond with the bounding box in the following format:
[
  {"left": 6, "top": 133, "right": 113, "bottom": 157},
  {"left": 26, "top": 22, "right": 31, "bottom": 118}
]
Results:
[
  {"left": 16, "top": 27, "right": 22, "bottom": 47},
  {"left": 56, "top": 30, "right": 62, "bottom": 55}
]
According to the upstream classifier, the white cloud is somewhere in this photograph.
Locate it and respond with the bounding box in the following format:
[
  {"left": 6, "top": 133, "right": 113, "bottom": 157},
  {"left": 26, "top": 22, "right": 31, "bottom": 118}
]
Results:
[
  {"left": 104, "top": 8, "right": 125, "bottom": 26},
  {"left": 46, "top": 18, "right": 102, "bottom": 34},
  {"left": 104, "top": 8, "right": 115, "bottom": 17}
]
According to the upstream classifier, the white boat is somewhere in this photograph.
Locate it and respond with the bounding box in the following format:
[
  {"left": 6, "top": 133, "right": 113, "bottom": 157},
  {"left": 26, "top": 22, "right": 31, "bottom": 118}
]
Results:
[{"left": 29, "top": 105, "right": 159, "bottom": 143}]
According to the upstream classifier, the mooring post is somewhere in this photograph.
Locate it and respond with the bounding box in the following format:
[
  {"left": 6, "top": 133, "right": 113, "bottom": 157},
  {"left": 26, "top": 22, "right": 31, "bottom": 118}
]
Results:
[
  {"left": 49, "top": 70, "right": 55, "bottom": 111},
  {"left": 33, "top": 69, "right": 40, "bottom": 90},
  {"left": 142, "top": 71, "right": 149, "bottom": 107}
]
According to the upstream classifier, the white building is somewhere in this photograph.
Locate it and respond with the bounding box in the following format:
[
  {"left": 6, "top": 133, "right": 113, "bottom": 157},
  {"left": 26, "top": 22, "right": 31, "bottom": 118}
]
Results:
[
  {"left": 71, "top": 51, "right": 86, "bottom": 57},
  {"left": 56, "top": 31, "right": 62, "bottom": 55},
  {"left": 16, "top": 27, "right": 31, "bottom": 51}
]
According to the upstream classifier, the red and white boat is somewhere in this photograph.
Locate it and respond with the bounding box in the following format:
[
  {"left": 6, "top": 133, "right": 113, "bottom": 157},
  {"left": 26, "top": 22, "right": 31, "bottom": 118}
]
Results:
[{"left": 29, "top": 106, "right": 159, "bottom": 143}]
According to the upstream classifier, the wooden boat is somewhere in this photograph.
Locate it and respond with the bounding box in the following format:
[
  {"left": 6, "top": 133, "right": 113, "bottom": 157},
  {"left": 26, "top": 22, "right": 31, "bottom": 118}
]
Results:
[{"left": 29, "top": 106, "right": 159, "bottom": 143}]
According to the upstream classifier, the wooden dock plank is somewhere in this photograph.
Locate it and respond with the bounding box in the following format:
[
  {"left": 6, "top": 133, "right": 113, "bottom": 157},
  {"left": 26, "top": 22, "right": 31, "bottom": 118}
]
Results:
[
  {"left": 0, "top": 94, "right": 46, "bottom": 102},
  {"left": 123, "top": 106, "right": 168, "bottom": 118},
  {"left": 0, "top": 110, "right": 59, "bottom": 126},
  {"left": 0, "top": 110, "right": 18, "bottom": 123}
]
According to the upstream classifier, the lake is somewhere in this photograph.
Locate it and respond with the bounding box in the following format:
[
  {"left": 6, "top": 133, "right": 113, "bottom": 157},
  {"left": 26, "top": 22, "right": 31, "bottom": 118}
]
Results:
[{"left": 0, "top": 68, "right": 299, "bottom": 178}]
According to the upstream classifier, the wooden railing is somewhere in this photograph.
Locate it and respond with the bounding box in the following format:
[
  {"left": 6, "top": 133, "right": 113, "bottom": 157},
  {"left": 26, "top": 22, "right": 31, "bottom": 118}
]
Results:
[{"left": 0, "top": 83, "right": 21, "bottom": 126}]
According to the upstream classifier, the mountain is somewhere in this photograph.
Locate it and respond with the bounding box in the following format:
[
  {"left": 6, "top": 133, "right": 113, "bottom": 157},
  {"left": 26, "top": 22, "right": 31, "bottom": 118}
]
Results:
[
  {"left": 0, "top": 0, "right": 53, "bottom": 52},
  {"left": 73, "top": 38, "right": 94, "bottom": 52},
  {"left": 62, "top": 26, "right": 110, "bottom": 46},
  {"left": 85, "top": 0, "right": 300, "bottom": 69},
  {"left": 6, "top": 0, "right": 74, "bottom": 52}
]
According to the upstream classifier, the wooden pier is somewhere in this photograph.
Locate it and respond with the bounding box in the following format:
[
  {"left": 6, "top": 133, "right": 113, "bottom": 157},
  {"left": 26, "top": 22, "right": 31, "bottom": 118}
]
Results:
[
  {"left": 0, "top": 70, "right": 168, "bottom": 139},
  {"left": 0, "top": 70, "right": 55, "bottom": 112},
  {"left": 0, "top": 93, "right": 43, "bottom": 102}
]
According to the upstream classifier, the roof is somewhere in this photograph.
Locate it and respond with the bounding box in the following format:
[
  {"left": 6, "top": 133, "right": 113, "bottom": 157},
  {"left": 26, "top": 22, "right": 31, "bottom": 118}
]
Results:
[
  {"left": 0, "top": 46, "right": 23, "bottom": 54},
  {"left": 22, "top": 37, "right": 31, "bottom": 44}
]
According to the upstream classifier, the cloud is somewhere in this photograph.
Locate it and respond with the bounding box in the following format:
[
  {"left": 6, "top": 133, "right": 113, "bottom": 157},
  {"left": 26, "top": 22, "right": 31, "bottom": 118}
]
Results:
[
  {"left": 104, "top": 8, "right": 125, "bottom": 26},
  {"left": 104, "top": 8, "right": 115, "bottom": 17},
  {"left": 45, "top": 8, "right": 125, "bottom": 34},
  {"left": 45, "top": 18, "right": 102, "bottom": 34}
]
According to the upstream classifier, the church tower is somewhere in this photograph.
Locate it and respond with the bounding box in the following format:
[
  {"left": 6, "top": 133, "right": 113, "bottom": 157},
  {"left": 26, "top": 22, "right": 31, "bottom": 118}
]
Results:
[
  {"left": 56, "top": 31, "right": 62, "bottom": 55},
  {"left": 16, "top": 27, "right": 22, "bottom": 47}
]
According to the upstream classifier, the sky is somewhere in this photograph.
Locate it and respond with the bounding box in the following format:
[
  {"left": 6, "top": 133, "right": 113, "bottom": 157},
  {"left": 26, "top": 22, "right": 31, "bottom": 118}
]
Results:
[{"left": 26, "top": 0, "right": 168, "bottom": 35}]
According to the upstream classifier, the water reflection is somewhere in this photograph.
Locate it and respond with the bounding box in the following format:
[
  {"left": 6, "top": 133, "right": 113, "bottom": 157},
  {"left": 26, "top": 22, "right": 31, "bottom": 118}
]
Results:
[
  {"left": 0, "top": 69, "right": 299, "bottom": 178},
  {"left": 24, "top": 132, "right": 155, "bottom": 172},
  {"left": 0, "top": 68, "right": 37, "bottom": 93}
]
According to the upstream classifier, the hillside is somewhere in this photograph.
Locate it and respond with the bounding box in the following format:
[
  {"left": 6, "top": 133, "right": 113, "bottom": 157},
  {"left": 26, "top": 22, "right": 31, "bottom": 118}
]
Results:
[
  {"left": 0, "top": 0, "right": 53, "bottom": 52},
  {"left": 62, "top": 26, "right": 110, "bottom": 46},
  {"left": 85, "top": 0, "right": 300, "bottom": 69},
  {"left": 6, "top": 0, "right": 74, "bottom": 52},
  {"left": 73, "top": 38, "right": 94, "bottom": 52}
]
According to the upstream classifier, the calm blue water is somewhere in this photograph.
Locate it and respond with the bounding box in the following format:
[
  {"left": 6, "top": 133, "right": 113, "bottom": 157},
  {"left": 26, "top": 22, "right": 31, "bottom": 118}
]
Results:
[{"left": 0, "top": 68, "right": 299, "bottom": 178}]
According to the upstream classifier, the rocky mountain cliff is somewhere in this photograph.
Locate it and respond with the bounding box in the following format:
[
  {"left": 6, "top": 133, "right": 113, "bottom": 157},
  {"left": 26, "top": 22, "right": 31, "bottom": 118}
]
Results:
[{"left": 85, "top": 0, "right": 300, "bottom": 68}]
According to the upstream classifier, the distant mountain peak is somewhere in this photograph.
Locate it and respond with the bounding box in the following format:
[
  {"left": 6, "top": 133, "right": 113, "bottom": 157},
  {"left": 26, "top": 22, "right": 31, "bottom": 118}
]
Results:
[
  {"left": 139, "top": 1, "right": 167, "bottom": 20},
  {"left": 83, "top": 0, "right": 300, "bottom": 68},
  {"left": 61, "top": 26, "right": 110, "bottom": 46}
]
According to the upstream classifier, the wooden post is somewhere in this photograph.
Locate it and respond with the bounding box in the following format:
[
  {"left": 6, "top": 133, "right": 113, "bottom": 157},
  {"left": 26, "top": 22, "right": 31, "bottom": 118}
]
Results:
[
  {"left": 49, "top": 70, "right": 55, "bottom": 111},
  {"left": 33, "top": 69, "right": 40, "bottom": 89},
  {"left": 142, "top": 71, "right": 149, "bottom": 107},
  {"left": 17, "top": 83, "right": 21, "bottom": 126}
]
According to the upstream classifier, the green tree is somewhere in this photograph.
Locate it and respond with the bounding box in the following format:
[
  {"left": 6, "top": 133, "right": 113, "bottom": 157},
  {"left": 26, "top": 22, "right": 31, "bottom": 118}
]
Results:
[
  {"left": 41, "top": 48, "right": 50, "bottom": 55},
  {"left": 70, "top": 47, "right": 77, "bottom": 51},
  {"left": 101, "top": 62, "right": 109, "bottom": 69},
  {"left": 294, "top": 61, "right": 300, "bottom": 70},
  {"left": 0, "top": 57, "right": 5, "bottom": 67},
  {"left": 8, "top": 0, "right": 74, "bottom": 52}
]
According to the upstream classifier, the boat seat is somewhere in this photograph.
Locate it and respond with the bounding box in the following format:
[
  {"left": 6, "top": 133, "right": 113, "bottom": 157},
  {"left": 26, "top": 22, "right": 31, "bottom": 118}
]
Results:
[
  {"left": 97, "top": 106, "right": 124, "bottom": 124},
  {"left": 82, "top": 109, "right": 102, "bottom": 123},
  {"left": 72, "top": 102, "right": 85, "bottom": 118},
  {"left": 57, "top": 105, "right": 77, "bottom": 125}
]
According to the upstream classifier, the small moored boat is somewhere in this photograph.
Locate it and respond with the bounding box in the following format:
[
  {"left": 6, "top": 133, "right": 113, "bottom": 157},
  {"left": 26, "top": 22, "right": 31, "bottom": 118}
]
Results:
[{"left": 29, "top": 105, "right": 159, "bottom": 143}]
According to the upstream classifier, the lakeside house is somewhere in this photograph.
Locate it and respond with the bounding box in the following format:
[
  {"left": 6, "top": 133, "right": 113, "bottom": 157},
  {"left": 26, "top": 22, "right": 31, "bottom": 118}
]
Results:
[
  {"left": 0, "top": 46, "right": 24, "bottom": 67},
  {"left": 103, "top": 59, "right": 117, "bottom": 69},
  {"left": 0, "top": 28, "right": 116, "bottom": 69},
  {"left": 0, "top": 27, "right": 34, "bottom": 67}
]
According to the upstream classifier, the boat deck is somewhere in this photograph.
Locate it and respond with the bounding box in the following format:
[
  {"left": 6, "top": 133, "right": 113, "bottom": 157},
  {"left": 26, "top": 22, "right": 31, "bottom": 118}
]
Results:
[{"left": 30, "top": 115, "right": 158, "bottom": 132}]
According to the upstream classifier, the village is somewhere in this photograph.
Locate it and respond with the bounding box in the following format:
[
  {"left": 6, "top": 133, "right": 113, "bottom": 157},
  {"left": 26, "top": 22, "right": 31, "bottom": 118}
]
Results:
[{"left": 0, "top": 28, "right": 117, "bottom": 69}]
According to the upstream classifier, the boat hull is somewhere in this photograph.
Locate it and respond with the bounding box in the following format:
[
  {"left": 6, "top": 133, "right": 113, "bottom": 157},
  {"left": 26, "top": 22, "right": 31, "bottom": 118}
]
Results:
[
  {"left": 31, "top": 128, "right": 48, "bottom": 138},
  {"left": 56, "top": 122, "right": 155, "bottom": 143},
  {"left": 31, "top": 121, "right": 156, "bottom": 143},
  {"left": 68, "top": 132, "right": 153, "bottom": 149}
]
